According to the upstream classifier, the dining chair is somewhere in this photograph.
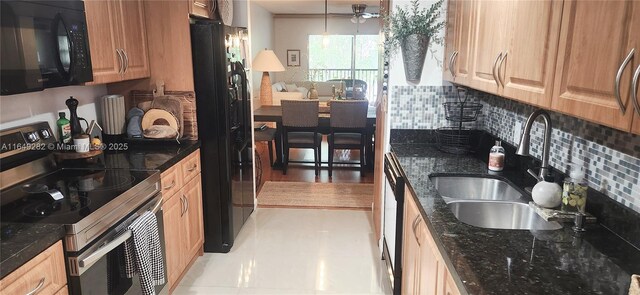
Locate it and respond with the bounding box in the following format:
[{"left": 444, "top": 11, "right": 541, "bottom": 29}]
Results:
[
  {"left": 328, "top": 100, "right": 369, "bottom": 177},
  {"left": 254, "top": 126, "right": 277, "bottom": 167},
  {"left": 281, "top": 100, "right": 321, "bottom": 175}
]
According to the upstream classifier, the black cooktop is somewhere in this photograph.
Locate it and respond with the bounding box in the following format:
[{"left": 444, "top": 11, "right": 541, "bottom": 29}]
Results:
[{"left": 0, "top": 169, "right": 156, "bottom": 225}]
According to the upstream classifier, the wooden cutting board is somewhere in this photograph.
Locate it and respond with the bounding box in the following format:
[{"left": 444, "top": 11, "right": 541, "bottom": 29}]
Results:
[
  {"left": 130, "top": 91, "right": 197, "bottom": 140},
  {"left": 151, "top": 96, "right": 184, "bottom": 137}
]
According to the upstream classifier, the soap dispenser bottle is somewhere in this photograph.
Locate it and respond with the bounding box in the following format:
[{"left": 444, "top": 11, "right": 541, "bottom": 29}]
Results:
[
  {"left": 532, "top": 174, "right": 562, "bottom": 208},
  {"left": 488, "top": 140, "right": 505, "bottom": 171}
]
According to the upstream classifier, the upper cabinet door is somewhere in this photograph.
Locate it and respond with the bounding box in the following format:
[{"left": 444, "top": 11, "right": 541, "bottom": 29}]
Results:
[
  {"left": 469, "top": 1, "right": 510, "bottom": 95},
  {"left": 85, "top": 0, "right": 150, "bottom": 85},
  {"left": 500, "top": 1, "right": 563, "bottom": 108},
  {"left": 552, "top": 0, "right": 640, "bottom": 131},
  {"left": 443, "top": 0, "right": 457, "bottom": 82},
  {"left": 451, "top": 0, "right": 474, "bottom": 87},
  {"left": 117, "top": 0, "right": 150, "bottom": 81},
  {"left": 84, "top": 1, "right": 122, "bottom": 84}
]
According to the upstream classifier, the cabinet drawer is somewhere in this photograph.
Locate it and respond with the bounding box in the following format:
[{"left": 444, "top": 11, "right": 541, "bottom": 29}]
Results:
[
  {"left": 0, "top": 241, "right": 66, "bottom": 295},
  {"left": 161, "top": 165, "right": 183, "bottom": 199},
  {"left": 181, "top": 150, "right": 201, "bottom": 183}
]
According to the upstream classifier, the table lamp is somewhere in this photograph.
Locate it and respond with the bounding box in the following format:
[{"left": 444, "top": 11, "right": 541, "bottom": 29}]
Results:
[{"left": 252, "top": 49, "right": 285, "bottom": 106}]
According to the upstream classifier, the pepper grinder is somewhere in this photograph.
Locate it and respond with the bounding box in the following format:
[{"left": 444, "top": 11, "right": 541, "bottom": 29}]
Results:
[{"left": 65, "top": 96, "right": 82, "bottom": 136}]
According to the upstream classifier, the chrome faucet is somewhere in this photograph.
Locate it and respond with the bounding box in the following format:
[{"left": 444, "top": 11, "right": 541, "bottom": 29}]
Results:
[{"left": 516, "top": 109, "right": 552, "bottom": 182}]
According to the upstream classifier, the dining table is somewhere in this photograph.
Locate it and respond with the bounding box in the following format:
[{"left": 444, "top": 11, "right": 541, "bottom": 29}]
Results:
[{"left": 253, "top": 104, "right": 377, "bottom": 170}]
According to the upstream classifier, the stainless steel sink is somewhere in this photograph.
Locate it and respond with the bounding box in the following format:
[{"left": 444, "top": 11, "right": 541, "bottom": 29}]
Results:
[
  {"left": 447, "top": 201, "right": 562, "bottom": 230},
  {"left": 430, "top": 175, "right": 524, "bottom": 203}
]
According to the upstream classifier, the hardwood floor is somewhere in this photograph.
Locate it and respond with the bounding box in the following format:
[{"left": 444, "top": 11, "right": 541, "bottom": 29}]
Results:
[{"left": 254, "top": 136, "right": 374, "bottom": 193}]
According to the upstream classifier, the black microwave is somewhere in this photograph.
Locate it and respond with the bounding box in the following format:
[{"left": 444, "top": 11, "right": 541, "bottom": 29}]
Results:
[{"left": 1, "top": 1, "right": 93, "bottom": 96}]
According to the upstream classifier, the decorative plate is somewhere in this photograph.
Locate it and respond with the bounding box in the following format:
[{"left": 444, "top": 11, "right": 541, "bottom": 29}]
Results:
[{"left": 217, "top": 0, "right": 233, "bottom": 25}]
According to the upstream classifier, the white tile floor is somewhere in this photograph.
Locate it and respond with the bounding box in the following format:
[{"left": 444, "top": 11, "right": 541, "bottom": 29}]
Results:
[{"left": 174, "top": 208, "right": 391, "bottom": 295}]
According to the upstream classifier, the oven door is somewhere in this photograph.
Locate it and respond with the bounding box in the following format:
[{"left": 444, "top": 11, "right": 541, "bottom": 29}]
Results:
[
  {"left": 383, "top": 152, "right": 404, "bottom": 295},
  {"left": 0, "top": 1, "right": 92, "bottom": 96},
  {"left": 67, "top": 195, "right": 167, "bottom": 295}
]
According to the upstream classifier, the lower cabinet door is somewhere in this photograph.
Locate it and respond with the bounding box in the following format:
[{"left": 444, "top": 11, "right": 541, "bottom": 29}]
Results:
[
  {"left": 402, "top": 198, "right": 421, "bottom": 295},
  {"left": 184, "top": 175, "right": 204, "bottom": 260},
  {"left": 0, "top": 241, "right": 67, "bottom": 295},
  {"left": 418, "top": 223, "right": 440, "bottom": 295},
  {"left": 162, "top": 193, "right": 185, "bottom": 289}
]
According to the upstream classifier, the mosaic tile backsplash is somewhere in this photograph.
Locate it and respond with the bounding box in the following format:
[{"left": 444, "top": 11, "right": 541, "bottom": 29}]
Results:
[{"left": 389, "top": 86, "right": 640, "bottom": 213}]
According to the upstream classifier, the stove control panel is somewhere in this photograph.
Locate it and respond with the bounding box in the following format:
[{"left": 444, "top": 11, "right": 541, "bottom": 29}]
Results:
[{"left": 0, "top": 122, "right": 57, "bottom": 160}]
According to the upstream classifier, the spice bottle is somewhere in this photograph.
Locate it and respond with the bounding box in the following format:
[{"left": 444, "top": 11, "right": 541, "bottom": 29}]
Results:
[{"left": 488, "top": 141, "right": 505, "bottom": 171}]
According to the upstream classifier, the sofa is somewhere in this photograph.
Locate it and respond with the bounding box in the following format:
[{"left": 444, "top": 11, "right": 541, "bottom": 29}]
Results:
[{"left": 271, "top": 81, "right": 347, "bottom": 105}]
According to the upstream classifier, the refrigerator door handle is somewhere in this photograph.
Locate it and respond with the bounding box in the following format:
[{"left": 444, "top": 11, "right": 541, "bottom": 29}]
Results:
[{"left": 231, "top": 61, "right": 249, "bottom": 143}]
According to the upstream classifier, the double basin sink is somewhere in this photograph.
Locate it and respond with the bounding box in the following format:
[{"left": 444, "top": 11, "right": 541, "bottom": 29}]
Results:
[{"left": 430, "top": 175, "right": 562, "bottom": 231}]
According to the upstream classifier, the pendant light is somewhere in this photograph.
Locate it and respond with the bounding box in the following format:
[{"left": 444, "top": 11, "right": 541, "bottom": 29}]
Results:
[{"left": 322, "top": 0, "right": 329, "bottom": 48}]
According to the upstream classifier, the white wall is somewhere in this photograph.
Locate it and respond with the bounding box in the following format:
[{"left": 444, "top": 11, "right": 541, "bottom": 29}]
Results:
[
  {"left": 249, "top": 2, "right": 275, "bottom": 104},
  {"left": 273, "top": 16, "right": 380, "bottom": 82},
  {"left": 0, "top": 85, "right": 108, "bottom": 137},
  {"left": 388, "top": 0, "right": 447, "bottom": 87}
]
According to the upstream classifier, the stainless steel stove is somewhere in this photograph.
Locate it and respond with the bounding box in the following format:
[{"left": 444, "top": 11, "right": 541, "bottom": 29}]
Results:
[{"left": 0, "top": 122, "right": 167, "bottom": 294}]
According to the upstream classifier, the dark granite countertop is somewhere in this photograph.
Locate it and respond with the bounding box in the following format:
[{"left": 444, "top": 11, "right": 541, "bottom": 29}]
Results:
[
  {"left": 0, "top": 141, "right": 200, "bottom": 279},
  {"left": 103, "top": 140, "right": 200, "bottom": 171},
  {"left": 0, "top": 223, "right": 66, "bottom": 278},
  {"left": 391, "top": 143, "right": 640, "bottom": 295}
]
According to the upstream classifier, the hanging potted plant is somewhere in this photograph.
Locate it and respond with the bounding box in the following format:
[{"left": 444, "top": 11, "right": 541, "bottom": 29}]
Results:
[{"left": 385, "top": 0, "right": 445, "bottom": 83}]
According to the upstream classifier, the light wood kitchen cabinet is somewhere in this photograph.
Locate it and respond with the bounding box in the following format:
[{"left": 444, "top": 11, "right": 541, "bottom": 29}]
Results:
[
  {"left": 443, "top": 0, "right": 474, "bottom": 86},
  {"left": 161, "top": 149, "right": 204, "bottom": 292},
  {"left": 468, "top": 0, "right": 509, "bottom": 95},
  {"left": 500, "top": 0, "right": 563, "bottom": 108},
  {"left": 162, "top": 186, "right": 185, "bottom": 289},
  {"left": 402, "top": 195, "right": 462, "bottom": 295},
  {"left": 184, "top": 176, "right": 205, "bottom": 262},
  {"left": 190, "top": 0, "right": 215, "bottom": 19},
  {"left": 466, "top": 0, "right": 561, "bottom": 107},
  {"left": 0, "top": 240, "right": 68, "bottom": 295},
  {"left": 85, "top": 0, "right": 150, "bottom": 84},
  {"left": 402, "top": 188, "right": 421, "bottom": 295},
  {"left": 551, "top": 0, "right": 640, "bottom": 132}
]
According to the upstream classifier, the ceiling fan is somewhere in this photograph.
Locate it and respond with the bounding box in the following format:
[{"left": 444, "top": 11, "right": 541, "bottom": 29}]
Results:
[{"left": 351, "top": 4, "right": 379, "bottom": 23}]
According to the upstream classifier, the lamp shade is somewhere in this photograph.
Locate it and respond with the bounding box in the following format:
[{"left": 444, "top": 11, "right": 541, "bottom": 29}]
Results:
[{"left": 252, "top": 49, "right": 285, "bottom": 72}]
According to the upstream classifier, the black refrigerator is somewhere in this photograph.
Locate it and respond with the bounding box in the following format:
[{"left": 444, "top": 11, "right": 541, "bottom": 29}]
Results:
[{"left": 190, "top": 20, "right": 254, "bottom": 253}]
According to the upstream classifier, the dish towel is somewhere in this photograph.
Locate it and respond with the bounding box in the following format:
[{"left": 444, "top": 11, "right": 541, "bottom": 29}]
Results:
[
  {"left": 123, "top": 211, "right": 165, "bottom": 295},
  {"left": 630, "top": 275, "right": 640, "bottom": 295}
]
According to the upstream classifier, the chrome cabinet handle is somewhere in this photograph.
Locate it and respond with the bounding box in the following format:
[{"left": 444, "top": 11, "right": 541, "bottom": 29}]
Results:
[
  {"left": 412, "top": 215, "right": 422, "bottom": 247},
  {"left": 25, "top": 277, "right": 45, "bottom": 295},
  {"left": 448, "top": 51, "right": 456, "bottom": 77},
  {"left": 180, "top": 196, "right": 186, "bottom": 217},
  {"left": 116, "top": 49, "right": 124, "bottom": 75},
  {"left": 615, "top": 48, "right": 635, "bottom": 115},
  {"left": 498, "top": 52, "right": 507, "bottom": 87},
  {"left": 185, "top": 195, "right": 190, "bottom": 214},
  {"left": 632, "top": 64, "right": 640, "bottom": 116},
  {"left": 452, "top": 51, "right": 459, "bottom": 78},
  {"left": 492, "top": 53, "right": 503, "bottom": 87},
  {"left": 123, "top": 50, "right": 129, "bottom": 74},
  {"left": 187, "top": 163, "right": 198, "bottom": 172},
  {"left": 163, "top": 179, "right": 176, "bottom": 190}
]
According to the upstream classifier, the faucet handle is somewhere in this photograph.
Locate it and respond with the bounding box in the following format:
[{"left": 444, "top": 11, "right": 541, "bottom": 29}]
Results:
[{"left": 527, "top": 168, "right": 543, "bottom": 182}]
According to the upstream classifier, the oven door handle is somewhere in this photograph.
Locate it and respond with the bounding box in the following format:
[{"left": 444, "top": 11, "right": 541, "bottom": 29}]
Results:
[
  {"left": 78, "top": 196, "right": 163, "bottom": 268},
  {"left": 78, "top": 230, "right": 131, "bottom": 268}
]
